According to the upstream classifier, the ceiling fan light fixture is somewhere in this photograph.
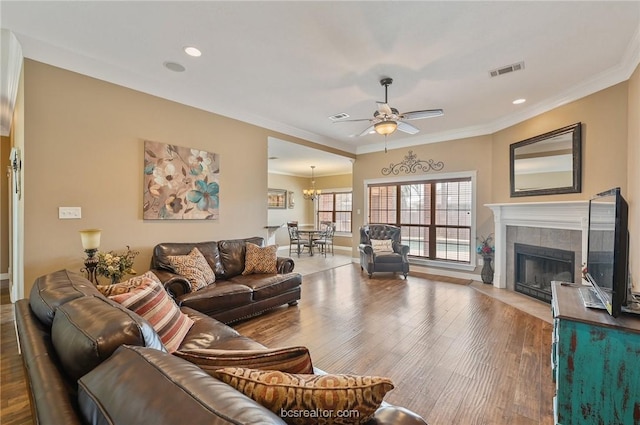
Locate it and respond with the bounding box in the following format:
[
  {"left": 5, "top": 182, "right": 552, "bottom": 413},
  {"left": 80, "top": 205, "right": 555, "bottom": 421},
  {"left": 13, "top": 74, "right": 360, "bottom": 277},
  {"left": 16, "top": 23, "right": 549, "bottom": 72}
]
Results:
[{"left": 374, "top": 120, "right": 397, "bottom": 136}]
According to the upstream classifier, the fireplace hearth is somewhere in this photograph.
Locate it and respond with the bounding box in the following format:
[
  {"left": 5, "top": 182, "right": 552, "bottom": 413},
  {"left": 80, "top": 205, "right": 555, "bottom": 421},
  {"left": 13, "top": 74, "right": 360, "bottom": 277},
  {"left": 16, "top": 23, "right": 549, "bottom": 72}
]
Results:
[{"left": 514, "top": 243, "right": 575, "bottom": 303}]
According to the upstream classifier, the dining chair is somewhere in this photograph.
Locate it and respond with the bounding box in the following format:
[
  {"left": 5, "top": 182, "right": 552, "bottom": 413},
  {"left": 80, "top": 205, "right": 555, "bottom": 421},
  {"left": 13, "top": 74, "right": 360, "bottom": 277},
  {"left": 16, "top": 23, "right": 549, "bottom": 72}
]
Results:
[
  {"left": 315, "top": 222, "right": 336, "bottom": 257},
  {"left": 287, "top": 221, "right": 310, "bottom": 257}
]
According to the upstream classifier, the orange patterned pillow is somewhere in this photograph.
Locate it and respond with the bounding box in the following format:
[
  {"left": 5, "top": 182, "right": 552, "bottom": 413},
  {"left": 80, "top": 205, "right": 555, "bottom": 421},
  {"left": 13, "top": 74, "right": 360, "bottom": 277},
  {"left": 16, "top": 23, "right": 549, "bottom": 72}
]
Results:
[
  {"left": 213, "top": 368, "right": 394, "bottom": 424},
  {"left": 97, "top": 270, "right": 161, "bottom": 297},
  {"left": 242, "top": 243, "right": 278, "bottom": 275},
  {"left": 167, "top": 247, "right": 215, "bottom": 292}
]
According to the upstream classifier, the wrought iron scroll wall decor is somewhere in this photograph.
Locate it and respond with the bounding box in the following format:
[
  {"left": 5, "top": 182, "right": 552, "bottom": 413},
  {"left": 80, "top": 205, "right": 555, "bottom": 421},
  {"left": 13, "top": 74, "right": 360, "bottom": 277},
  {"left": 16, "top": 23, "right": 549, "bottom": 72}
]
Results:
[{"left": 381, "top": 150, "right": 444, "bottom": 176}]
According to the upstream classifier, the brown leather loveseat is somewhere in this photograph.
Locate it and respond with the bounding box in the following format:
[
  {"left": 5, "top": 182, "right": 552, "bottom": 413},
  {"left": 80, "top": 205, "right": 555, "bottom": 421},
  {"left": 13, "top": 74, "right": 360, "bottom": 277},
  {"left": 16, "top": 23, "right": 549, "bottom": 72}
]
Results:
[
  {"left": 150, "top": 236, "right": 302, "bottom": 323},
  {"left": 15, "top": 269, "right": 428, "bottom": 425}
]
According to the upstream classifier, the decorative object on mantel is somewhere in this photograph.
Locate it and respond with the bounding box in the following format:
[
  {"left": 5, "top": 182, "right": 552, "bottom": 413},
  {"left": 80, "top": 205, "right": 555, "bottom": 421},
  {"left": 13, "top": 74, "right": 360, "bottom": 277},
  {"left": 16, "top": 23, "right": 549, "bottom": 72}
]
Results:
[
  {"left": 143, "top": 140, "right": 220, "bottom": 220},
  {"left": 510, "top": 122, "right": 582, "bottom": 197},
  {"left": 302, "top": 165, "right": 321, "bottom": 201},
  {"left": 477, "top": 234, "right": 495, "bottom": 284},
  {"left": 381, "top": 150, "right": 444, "bottom": 175},
  {"left": 96, "top": 246, "right": 139, "bottom": 284},
  {"left": 80, "top": 229, "right": 102, "bottom": 284}
]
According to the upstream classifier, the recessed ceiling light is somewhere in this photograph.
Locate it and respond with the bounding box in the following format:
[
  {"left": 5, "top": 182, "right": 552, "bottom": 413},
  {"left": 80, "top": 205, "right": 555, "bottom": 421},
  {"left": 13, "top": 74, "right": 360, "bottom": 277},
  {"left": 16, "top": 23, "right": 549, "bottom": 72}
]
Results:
[
  {"left": 184, "top": 46, "right": 202, "bottom": 57},
  {"left": 513, "top": 98, "right": 526, "bottom": 105},
  {"left": 164, "top": 61, "right": 186, "bottom": 72}
]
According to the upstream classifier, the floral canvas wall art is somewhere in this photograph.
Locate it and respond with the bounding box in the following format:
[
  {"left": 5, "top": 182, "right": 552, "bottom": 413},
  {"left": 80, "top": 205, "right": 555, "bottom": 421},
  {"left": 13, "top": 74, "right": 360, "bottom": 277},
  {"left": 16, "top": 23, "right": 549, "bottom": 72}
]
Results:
[{"left": 143, "top": 140, "right": 220, "bottom": 220}]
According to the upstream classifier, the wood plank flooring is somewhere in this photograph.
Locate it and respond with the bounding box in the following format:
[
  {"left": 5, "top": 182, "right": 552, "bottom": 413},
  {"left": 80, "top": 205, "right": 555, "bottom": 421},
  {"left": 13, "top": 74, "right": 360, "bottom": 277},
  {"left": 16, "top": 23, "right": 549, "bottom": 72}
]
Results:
[{"left": 1, "top": 265, "right": 554, "bottom": 425}]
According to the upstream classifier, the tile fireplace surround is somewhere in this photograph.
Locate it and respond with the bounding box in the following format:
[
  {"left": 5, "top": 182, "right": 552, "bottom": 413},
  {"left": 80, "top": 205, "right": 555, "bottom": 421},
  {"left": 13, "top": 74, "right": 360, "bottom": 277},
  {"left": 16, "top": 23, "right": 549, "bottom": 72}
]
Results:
[{"left": 486, "top": 202, "right": 589, "bottom": 289}]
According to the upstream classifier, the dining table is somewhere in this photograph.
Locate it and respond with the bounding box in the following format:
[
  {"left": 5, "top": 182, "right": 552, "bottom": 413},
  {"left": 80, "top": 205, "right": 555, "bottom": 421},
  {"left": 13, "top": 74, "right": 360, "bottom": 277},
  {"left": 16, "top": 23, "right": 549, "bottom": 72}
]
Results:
[{"left": 297, "top": 228, "right": 323, "bottom": 256}]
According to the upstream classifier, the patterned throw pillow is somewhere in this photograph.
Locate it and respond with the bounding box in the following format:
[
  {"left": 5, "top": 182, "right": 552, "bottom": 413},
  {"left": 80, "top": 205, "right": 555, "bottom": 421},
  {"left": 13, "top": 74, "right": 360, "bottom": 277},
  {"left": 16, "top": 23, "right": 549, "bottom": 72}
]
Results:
[
  {"left": 96, "top": 270, "right": 161, "bottom": 297},
  {"left": 370, "top": 239, "right": 394, "bottom": 253},
  {"left": 167, "top": 247, "right": 215, "bottom": 292},
  {"left": 109, "top": 278, "right": 194, "bottom": 353},
  {"left": 242, "top": 243, "right": 278, "bottom": 275},
  {"left": 213, "top": 368, "right": 394, "bottom": 425}
]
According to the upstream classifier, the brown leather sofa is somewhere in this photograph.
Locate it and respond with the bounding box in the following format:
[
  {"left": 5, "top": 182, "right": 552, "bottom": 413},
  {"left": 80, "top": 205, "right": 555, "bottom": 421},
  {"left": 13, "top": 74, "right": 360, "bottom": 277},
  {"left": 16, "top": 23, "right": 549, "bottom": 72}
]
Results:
[
  {"left": 15, "top": 269, "right": 428, "bottom": 425},
  {"left": 150, "top": 237, "right": 302, "bottom": 323}
]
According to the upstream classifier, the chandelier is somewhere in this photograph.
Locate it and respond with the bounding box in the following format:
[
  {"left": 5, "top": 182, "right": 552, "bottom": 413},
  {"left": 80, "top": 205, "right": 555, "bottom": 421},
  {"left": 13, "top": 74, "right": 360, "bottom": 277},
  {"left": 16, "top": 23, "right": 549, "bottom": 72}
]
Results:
[{"left": 302, "top": 166, "right": 321, "bottom": 201}]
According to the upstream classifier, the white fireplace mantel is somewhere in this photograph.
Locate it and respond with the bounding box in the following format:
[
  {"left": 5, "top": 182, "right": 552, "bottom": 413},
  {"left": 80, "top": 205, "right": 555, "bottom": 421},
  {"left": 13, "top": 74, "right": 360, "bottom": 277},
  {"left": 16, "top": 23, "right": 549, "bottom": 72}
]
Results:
[{"left": 485, "top": 201, "right": 589, "bottom": 288}]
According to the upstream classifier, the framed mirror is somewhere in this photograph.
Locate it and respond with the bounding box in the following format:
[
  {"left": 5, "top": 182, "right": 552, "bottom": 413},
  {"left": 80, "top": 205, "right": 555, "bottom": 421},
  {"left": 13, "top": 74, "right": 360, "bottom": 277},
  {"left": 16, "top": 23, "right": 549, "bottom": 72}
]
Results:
[{"left": 510, "top": 122, "right": 582, "bottom": 197}]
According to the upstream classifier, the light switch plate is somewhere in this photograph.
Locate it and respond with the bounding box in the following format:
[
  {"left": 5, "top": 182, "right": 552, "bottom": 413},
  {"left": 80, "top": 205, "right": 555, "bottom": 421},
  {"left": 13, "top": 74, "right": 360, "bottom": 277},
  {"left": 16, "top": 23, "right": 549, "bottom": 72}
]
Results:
[{"left": 59, "top": 207, "right": 82, "bottom": 219}]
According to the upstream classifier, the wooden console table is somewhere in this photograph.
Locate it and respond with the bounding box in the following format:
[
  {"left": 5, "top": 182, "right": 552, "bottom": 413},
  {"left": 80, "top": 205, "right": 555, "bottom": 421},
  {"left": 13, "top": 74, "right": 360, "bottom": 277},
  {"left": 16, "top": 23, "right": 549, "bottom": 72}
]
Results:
[{"left": 551, "top": 282, "right": 640, "bottom": 425}]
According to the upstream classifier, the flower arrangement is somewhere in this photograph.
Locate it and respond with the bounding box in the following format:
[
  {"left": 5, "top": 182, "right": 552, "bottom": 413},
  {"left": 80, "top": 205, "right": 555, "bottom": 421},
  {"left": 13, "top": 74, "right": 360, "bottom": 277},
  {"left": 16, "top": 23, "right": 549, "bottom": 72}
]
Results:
[
  {"left": 476, "top": 234, "right": 495, "bottom": 257},
  {"left": 96, "top": 246, "right": 139, "bottom": 284}
]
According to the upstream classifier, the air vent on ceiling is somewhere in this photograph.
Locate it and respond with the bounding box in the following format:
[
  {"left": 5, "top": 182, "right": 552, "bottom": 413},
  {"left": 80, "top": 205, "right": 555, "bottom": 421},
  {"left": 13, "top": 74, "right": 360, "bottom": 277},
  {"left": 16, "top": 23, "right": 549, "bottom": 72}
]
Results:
[
  {"left": 329, "top": 113, "right": 350, "bottom": 121},
  {"left": 489, "top": 61, "right": 525, "bottom": 78}
]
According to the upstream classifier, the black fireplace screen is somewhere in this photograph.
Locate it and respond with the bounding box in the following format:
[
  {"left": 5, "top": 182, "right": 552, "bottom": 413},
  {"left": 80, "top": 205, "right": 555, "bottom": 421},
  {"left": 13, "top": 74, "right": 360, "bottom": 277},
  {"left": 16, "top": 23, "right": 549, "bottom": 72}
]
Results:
[{"left": 514, "top": 243, "right": 575, "bottom": 303}]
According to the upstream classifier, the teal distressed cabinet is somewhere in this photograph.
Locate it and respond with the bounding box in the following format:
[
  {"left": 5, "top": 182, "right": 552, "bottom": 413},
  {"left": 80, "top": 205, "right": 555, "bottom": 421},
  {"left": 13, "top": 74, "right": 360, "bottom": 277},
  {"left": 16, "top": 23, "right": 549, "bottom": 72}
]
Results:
[{"left": 551, "top": 282, "right": 640, "bottom": 425}]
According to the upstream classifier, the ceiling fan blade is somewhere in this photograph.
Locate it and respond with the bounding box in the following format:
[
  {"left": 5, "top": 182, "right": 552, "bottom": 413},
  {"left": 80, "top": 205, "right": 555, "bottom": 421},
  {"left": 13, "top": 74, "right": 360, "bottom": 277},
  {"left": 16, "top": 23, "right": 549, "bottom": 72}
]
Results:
[
  {"left": 397, "top": 121, "right": 420, "bottom": 135},
  {"left": 377, "top": 102, "right": 393, "bottom": 116},
  {"left": 333, "top": 118, "right": 372, "bottom": 123},
  {"left": 358, "top": 124, "right": 375, "bottom": 137},
  {"left": 401, "top": 109, "right": 444, "bottom": 120}
]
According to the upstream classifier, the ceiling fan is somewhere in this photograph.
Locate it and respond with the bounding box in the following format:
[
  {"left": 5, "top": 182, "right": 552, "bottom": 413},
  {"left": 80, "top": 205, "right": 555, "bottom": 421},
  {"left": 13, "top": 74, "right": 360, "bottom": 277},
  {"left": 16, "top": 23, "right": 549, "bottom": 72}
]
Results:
[{"left": 335, "top": 78, "right": 444, "bottom": 137}]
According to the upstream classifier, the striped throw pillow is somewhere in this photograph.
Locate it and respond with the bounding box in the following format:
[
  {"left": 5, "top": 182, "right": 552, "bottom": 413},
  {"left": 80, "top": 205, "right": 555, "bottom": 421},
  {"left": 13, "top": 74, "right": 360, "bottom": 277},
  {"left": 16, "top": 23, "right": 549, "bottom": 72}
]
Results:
[
  {"left": 109, "top": 277, "right": 193, "bottom": 353},
  {"left": 97, "top": 270, "right": 161, "bottom": 297}
]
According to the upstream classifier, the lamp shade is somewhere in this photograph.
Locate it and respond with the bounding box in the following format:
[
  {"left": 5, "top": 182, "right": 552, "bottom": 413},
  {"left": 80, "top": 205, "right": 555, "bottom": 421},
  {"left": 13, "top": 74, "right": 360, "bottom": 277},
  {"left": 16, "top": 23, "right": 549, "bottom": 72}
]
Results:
[
  {"left": 79, "top": 229, "right": 101, "bottom": 250},
  {"left": 374, "top": 120, "right": 398, "bottom": 135}
]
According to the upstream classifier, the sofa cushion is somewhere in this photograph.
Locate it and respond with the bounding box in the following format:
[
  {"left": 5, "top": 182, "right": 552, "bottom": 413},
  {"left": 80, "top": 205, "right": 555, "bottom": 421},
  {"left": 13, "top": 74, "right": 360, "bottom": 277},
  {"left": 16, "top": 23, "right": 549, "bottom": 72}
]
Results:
[
  {"left": 51, "top": 295, "right": 165, "bottom": 383},
  {"left": 213, "top": 368, "right": 395, "bottom": 425},
  {"left": 96, "top": 270, "right": 162, "bottom": 296},
  {"left": 78, "top": 345, "right": 286, "bottom": 425},
  {"left": 152, "top": 241, "right": 225, "bottom": 277},
  {"left": 230, "top": 273, "right": 302, "bottom": 302},
  {"left": 167, "top": 247, "right": 216, "bottom": 292},
  {"left": 110, "top": 278, "right": 194, "bottom": 353},
  {"left": 175, "top": 346, "right": 313, "bottom": 375},
  {"left": 29, "top": 269, "right": 102, "bottom": 328},
  {"left": 177, "top": 281, "right": 253, "bottom": 315},
  {"left": 242, "top": 243, "right": 278, "bottom": 275},
  {"left": 218, "top": 237, "right": 264, "bottom": 279}
]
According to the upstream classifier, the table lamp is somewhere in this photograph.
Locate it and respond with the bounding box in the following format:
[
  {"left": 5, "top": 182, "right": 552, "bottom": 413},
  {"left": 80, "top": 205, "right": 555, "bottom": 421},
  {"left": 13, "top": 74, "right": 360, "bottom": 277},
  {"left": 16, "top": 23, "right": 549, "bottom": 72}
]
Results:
[{"left": 80, "top": 229, "right": 101, "bottom": 284}]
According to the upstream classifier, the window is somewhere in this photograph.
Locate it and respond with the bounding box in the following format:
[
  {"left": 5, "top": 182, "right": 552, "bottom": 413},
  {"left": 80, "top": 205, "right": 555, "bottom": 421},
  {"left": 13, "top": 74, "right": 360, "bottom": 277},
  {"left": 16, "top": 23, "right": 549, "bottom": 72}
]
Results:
[
  {"left": 368, "top": 177, "right": 472, "bottom": 263},
  {"left": 317, "top": 192, "right": 352, "bottom": 233}
]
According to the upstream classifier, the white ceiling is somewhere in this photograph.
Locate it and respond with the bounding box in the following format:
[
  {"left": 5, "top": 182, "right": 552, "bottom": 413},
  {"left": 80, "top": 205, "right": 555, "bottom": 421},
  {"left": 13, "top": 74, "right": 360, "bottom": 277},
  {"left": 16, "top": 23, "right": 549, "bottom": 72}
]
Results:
[{"left": 2, "top": 1, "right": 639, "bottom": 176}]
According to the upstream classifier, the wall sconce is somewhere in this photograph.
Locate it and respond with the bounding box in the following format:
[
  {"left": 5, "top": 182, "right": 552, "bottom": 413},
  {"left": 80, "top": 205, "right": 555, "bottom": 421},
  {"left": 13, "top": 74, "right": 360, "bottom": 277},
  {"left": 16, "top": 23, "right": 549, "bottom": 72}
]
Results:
[{"left": 80, "top": 229, "right": 101, "bottom": 284}]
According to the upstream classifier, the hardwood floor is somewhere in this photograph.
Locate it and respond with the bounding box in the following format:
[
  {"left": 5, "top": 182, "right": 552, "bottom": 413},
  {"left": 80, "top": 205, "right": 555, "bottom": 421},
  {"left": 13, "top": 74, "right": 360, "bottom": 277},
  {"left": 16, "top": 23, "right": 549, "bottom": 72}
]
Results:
[{"left": 0, "top": 265, "right": 554, "bottom": 425}]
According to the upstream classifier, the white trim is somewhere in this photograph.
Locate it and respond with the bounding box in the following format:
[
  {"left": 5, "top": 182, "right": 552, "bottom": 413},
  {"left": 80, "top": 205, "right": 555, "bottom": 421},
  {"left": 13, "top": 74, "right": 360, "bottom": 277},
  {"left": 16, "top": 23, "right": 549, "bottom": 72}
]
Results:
[
  {"left": 363, "top": 171, "right": 478, "bottom": 270},
  {"left": 1, "top": 30, "right": 23, "bottom": 137},
  {"left": 485, "top": 201, "right": 589, "bottom": 289},
  {"left": 0, "top": 273, "right": 8, "bottom": 280}
]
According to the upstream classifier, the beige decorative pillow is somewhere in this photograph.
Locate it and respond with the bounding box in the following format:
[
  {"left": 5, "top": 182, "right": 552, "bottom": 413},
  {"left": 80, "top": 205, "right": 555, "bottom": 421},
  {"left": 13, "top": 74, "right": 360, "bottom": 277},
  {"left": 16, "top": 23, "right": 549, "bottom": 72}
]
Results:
[
  {"left": 213, "top": 368, "right": 394, "bottom": 425},
  {"left": 242, "top": 243, "right": 278, "bottom": 275},
  {"left": 97, "top": 270, "right": 161, "bottom": 297},
  {"left": 109, "top": 278, "right": 194, "bottom": 353},
  {"left": 167, "top": 247, "right": 215, "bottom": 292},
  {"left": 370, "top": 239, "right": 394, "bottom": 253}
]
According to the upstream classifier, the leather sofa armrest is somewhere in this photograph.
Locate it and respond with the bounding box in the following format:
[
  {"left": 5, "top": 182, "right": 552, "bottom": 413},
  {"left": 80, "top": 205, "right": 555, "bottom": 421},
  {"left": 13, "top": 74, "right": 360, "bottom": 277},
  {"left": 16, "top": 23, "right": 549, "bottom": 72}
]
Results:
[
  {"left": 370, "top": 405, "right": 428, "bottom": 425},
  {"left": 150, "top": 269, "right": 191, "bottom": 297},
  {"left": 276, "top": 257, "right": 295, "bottom": 274}
]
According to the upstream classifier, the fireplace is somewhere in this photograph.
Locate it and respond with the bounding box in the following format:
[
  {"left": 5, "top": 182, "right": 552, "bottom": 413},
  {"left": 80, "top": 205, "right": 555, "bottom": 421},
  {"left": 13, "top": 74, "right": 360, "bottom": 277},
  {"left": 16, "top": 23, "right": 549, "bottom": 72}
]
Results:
[{"left": 514, "top": 243, "right": 575, "bottom": 303}]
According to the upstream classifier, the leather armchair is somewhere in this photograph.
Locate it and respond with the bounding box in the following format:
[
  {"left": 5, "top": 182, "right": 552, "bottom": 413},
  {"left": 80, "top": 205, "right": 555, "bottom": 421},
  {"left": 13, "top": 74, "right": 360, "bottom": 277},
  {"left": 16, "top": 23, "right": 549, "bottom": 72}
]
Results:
[{"left": 359, "top": 224, "right": 410, "bottom": 279}]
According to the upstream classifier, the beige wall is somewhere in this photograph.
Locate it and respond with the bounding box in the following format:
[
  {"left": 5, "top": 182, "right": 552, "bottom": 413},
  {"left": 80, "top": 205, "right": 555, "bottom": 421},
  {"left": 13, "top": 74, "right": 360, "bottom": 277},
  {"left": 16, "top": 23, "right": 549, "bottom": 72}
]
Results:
[
  {"left": 628, "top": 65, "right": 639, "bottom": 291},
  {"left": 492, "top": 82, "right": 629, "bottom": 203},
  {"left": 21, "top": 60, "right": 349, "bottom": 294},
  {"left": 267, "top": 172, "right": 353, "bottom": 249},
  {"left": 353, "top": 135, "right": 494, "bottom": 267},
  {"left": 1, "top": 136, "right": 9, "bottom": 275}
]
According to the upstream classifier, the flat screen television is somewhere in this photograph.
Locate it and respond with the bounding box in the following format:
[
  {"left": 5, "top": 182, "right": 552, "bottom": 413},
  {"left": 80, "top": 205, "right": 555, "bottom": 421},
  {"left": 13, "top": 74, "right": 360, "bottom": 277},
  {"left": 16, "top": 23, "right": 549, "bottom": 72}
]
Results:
[{"left": 585, "top": 187, "right": 629, "bottom": 317}]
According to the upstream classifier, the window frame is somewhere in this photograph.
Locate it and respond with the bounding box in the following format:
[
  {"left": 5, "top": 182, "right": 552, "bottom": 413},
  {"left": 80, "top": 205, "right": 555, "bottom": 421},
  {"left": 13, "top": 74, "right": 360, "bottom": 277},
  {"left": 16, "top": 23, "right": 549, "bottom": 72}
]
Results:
[
  {"left": 316, "top": 188, "right": 353, "bottom": 235},
  {"left": 363, "top": 171, "right": 477, "bottom": 271}
]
